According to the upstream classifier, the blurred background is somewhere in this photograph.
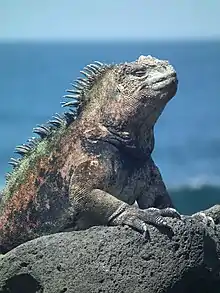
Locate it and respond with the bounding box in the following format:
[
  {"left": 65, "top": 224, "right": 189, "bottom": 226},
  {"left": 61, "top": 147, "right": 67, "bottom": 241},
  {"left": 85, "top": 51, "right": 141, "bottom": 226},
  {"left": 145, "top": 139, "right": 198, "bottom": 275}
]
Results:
[{"left": 0, "top": 0, "right": 219, "bottom": 214}]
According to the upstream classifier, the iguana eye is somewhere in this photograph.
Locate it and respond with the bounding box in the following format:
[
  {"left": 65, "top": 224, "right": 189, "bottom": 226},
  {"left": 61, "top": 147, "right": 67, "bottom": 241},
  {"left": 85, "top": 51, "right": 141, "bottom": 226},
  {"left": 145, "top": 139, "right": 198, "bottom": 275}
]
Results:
[{"left": 130, "top": 69, "right": 146, "bottom": 77}]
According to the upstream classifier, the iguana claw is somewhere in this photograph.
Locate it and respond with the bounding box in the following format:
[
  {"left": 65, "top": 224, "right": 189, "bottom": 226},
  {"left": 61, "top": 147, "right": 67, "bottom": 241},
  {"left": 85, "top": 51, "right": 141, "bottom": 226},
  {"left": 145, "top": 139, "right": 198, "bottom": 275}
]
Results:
[{"left": 108, "top": 204, "right": 181, "bottom": 235}]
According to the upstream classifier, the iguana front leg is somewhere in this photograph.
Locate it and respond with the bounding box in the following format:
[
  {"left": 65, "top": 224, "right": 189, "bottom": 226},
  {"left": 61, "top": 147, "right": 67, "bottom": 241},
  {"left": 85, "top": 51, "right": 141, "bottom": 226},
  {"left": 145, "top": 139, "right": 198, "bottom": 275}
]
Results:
[
  {"left": 137, "top": 157, "right": 174, "bottom": 209},
  {"left": 69, "top": 187, "right": 181, "bottom": 235}
]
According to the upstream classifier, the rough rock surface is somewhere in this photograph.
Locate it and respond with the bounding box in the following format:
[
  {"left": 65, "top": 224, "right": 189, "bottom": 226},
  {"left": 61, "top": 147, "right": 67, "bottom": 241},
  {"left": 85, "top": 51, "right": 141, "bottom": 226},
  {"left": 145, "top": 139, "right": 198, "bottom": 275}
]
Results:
[{"left": 0, "top": 212, "right": 220, "bottom": 293}]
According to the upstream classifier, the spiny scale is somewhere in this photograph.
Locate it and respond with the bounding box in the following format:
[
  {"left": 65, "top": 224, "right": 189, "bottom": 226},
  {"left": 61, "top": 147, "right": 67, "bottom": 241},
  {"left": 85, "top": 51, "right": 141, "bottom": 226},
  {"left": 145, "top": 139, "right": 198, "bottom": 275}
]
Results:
[
  {"left": 64, "top": 111, "right": 77, "bottom": 125},
  {"left": 8, "top": 158, "right": 20, "bottom": 168},
  {"left": 33, "top": 125, "right": 51, "bottom": 138},
  {"left": 27, "top": 137, "right": 39, "bottom": 147},
  {"left": 84, "top": 66, "right": 97, "bottom": 74},
  {"left": 74, "top": 79, "right": 86, "bottom": 86},
  {"left": 48, "top": 119, "right": 62, "bottom": 127},
  {"left": 53, "top": 113, "right": 65, "bottom": 123},
  {"left": 83, "top": 67, "right": 96, "bottom": 75},
  {"left": 64, "top": 89, "right": 81, "bottom": 94},
  {"left": 62, "top": 94, "right": 80, "bottom": 100},
  {"left": 61, "top": 100, "right": 80, "bottom": 108},
  {"left": 51, "top": 113, "right": 67, "bottom": 126},
  {"left": 14, "top": 145, "right": 32, "bottom": 155},
  {"left": 6, "top": 60, "right": 112, "bottom": 174},
  {"left": 77, "top": 78, "right": 89, "bottom": 85},
  {"left": 89, "top": 64, "right": 102, "bottom": 70},
  {"left": 69, "top": 84, "right": 82, "bottom": 91},
  {"left": 80, "top": 70, "right": 93, "bottom": 79},
  {"left": 94, "top": 61, "right": 104, "bottom": 66},
  {"left": 5, "top": 172, "right": 12, "bottom": 181}
]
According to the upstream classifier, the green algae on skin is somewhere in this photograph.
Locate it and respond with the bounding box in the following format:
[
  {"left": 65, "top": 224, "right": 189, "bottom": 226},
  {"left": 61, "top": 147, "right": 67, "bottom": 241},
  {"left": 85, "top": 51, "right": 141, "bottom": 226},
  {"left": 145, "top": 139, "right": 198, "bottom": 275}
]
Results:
[{"left": 2, "top": 125, "right": 66, "bottom": 206}]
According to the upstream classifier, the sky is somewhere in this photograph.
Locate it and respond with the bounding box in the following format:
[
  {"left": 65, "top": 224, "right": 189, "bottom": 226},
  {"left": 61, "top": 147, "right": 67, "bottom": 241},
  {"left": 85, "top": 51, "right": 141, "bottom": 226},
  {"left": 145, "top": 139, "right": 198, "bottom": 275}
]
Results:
[{"left": 0, "top": 0, "right": 219, "bottom": 41}]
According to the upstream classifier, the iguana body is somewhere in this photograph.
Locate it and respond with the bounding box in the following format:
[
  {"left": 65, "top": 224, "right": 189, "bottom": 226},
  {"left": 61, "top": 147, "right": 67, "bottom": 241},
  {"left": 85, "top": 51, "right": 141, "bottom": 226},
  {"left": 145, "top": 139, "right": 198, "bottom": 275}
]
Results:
[{"left": 0, "top": 55, "right": 180, "bottom": 253}]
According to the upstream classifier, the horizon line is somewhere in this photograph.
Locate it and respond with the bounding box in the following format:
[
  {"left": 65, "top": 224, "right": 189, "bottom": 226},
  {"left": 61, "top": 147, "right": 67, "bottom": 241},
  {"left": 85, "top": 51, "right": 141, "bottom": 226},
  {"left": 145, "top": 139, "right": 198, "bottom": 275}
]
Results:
[{"left": 0, "top": 37, "right": 220, "bottom": 44}]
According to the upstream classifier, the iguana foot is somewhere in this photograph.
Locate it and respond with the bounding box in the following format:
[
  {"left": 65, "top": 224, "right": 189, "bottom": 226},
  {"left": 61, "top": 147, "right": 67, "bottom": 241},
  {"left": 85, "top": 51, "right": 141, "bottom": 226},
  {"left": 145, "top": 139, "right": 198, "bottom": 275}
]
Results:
[
  {"left": 108, "top": 204, "right": 181, "bottom": 236},
  {"left": 191, "top": 212, "right": 215, "bottom": 229}
]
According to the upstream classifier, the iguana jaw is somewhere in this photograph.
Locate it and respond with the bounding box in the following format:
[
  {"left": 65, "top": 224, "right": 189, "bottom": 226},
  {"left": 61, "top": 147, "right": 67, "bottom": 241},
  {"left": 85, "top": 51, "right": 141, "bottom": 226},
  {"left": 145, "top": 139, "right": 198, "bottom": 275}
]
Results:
[
  {"left": 150, "top": 71, "right": 177, "bottom": 92},
  {"left": 142, "top": 73, "right": 178, "bottom": 127}
]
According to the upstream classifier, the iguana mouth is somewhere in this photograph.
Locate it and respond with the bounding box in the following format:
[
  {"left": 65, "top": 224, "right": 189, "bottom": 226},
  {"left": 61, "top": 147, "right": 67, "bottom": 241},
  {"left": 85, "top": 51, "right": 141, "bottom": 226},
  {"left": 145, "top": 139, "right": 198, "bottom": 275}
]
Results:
[
  {"left": 150, "top": 71, "right": 177, "bottom": 84},
  {"left": 138, "top": 71, "right": 178, "bottom": 93},
  {"left": 151, "top": 73, "right": 178, "bottom": 91}
]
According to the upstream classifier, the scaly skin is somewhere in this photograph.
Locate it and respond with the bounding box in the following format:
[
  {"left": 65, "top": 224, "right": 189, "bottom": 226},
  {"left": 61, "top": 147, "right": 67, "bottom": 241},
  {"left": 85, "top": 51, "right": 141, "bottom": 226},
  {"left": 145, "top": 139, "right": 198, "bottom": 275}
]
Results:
[{"left": 0, "top": 55, "right": 180, "bottom": 253}]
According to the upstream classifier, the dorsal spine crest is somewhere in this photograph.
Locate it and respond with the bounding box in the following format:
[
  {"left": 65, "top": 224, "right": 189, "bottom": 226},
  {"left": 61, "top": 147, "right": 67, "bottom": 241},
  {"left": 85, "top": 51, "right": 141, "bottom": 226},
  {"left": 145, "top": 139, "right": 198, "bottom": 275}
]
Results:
[{"left": 6, "top": 61, "right": 114, "bottom": 181}]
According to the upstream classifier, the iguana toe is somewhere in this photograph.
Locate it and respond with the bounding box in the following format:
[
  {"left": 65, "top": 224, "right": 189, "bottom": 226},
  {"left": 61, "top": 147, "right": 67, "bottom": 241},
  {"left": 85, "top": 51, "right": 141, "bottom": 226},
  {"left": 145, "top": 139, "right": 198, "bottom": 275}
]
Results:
[
  {"left": 192, "top": 212, "right": 215, "bottom": 229},
  {"left": 108, "top": 204, "right": 181, "bottom": 235},
  {"left": 161, "top": 207, "right": 181, "bottom": 219}
]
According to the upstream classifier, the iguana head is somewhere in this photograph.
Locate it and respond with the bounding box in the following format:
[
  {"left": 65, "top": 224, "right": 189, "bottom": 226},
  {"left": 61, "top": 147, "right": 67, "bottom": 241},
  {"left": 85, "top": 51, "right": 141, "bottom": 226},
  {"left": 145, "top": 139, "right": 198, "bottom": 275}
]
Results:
[
  {"left": 73, "top": 55, "right": 178, "bottom": 156},
  {"left": 102, "top": 55, "right": 177, "bottom": 126}
]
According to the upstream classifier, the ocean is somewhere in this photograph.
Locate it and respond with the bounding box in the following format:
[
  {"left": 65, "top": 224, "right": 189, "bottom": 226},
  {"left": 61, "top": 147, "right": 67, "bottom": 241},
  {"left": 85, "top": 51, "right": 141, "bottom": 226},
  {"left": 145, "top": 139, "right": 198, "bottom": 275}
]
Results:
[{"left": 0, "top": 40, "right": 219, "bottom": 215}]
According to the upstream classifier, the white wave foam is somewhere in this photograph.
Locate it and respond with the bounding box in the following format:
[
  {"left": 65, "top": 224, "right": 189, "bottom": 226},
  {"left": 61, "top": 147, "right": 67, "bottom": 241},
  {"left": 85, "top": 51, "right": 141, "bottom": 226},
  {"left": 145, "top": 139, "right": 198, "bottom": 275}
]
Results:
[{"left": 168, "top": 174, "right": 220, "bottom": 190}]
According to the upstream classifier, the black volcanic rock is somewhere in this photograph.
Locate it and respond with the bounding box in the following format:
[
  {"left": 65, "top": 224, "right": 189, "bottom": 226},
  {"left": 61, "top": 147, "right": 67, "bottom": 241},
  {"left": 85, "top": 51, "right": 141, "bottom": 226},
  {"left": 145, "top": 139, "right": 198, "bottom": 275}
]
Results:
[{"left": 0, "top": 213, "right": 220, "bottom": 293}]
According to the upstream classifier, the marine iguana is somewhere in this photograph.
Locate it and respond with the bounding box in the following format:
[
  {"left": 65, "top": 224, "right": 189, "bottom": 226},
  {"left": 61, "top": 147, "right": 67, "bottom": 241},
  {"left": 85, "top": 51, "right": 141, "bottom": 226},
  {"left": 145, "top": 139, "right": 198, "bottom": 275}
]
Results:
[{"left": 0, "top": 55, "right": 181, "bottom": 253}]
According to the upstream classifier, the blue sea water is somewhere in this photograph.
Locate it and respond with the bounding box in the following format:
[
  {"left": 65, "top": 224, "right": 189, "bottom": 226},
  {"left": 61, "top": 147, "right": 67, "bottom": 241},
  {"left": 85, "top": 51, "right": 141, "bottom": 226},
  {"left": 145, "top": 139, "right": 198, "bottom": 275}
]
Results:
[{"left": 0, "top": 40, "right": 219, "bottom": 214}]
